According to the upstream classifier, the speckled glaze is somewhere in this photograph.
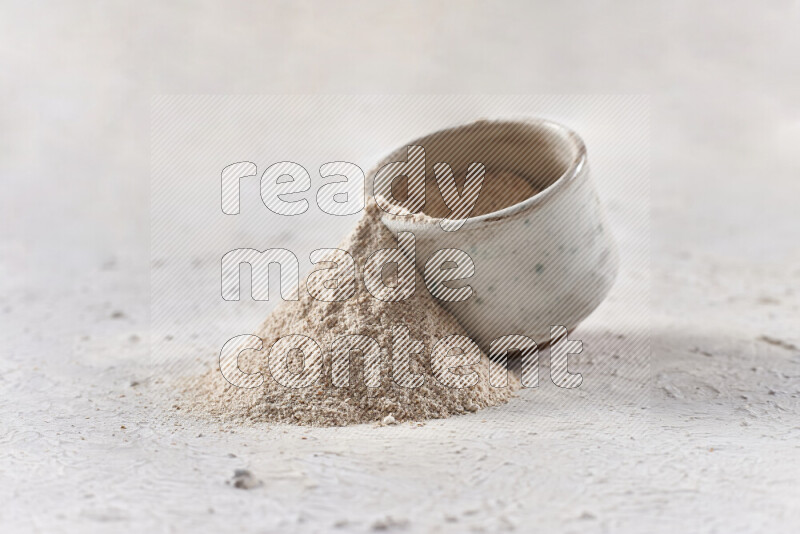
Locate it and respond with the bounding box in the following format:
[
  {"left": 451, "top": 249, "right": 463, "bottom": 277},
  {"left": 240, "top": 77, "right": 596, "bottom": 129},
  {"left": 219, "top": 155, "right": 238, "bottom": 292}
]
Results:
[{"left": 377, "top": 120, "right": 619, "bottom": 349}]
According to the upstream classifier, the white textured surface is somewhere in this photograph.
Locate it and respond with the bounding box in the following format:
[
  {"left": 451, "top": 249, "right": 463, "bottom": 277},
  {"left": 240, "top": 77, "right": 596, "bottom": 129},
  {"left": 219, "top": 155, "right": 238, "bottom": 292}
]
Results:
[{"left": 2, "top": 2, "right": 799, "bottom": 533}]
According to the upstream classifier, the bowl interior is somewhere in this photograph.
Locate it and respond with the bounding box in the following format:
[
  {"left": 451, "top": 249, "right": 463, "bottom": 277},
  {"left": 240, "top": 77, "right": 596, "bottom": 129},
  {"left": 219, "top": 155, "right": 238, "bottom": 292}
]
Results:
[{"left": 372, "top": 119, "right": 583, "bottom": 220}]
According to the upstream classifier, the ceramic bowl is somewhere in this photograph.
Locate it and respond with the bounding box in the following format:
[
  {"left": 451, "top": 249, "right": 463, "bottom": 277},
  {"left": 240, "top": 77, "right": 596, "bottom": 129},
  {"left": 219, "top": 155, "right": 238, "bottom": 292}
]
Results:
[{"left": 376, "top": 119, "right": 618, "bottom": 350}]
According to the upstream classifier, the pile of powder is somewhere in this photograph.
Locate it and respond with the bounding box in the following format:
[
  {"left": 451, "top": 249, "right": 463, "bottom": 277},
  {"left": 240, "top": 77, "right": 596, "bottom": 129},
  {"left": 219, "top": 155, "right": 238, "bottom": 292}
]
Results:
[{"left": 185, "top": 201, "right": 518, "bottom": 426}]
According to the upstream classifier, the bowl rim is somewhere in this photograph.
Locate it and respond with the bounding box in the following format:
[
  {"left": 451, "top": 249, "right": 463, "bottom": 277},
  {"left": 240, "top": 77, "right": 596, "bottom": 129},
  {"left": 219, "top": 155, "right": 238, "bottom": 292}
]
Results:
[{"left": 375, "top": 118, "right": 587, "bottom": 231}]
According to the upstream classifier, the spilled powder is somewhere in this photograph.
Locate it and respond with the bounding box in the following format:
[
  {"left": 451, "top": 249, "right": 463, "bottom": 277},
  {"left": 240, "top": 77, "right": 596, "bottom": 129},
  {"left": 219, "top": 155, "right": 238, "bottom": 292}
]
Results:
[{"left": 186, "top": 201, "right": 518, "bottom": 426}]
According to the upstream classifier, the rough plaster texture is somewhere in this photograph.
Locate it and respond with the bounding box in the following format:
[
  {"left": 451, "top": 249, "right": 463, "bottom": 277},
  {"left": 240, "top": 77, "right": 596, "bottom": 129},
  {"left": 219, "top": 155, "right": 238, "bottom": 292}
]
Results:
[{"left": 2, "top": 1, "right": 799, "bottom": 532}]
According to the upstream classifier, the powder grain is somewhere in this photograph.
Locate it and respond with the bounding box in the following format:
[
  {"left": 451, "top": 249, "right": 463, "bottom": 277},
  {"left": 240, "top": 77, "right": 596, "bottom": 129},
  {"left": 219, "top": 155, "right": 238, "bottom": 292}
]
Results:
[
  {"left": 422, "top": 170, "right": 539, "bottom": 218},
  {"left": 187, "top": 201, "right": 518, "bottom": 426}
]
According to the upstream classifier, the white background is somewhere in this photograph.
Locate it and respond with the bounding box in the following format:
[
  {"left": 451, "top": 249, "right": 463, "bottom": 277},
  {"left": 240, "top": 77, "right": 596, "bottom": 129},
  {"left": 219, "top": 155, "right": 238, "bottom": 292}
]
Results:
[{"left": 2, "top": 2, "right": 799, "bottom": 533}]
